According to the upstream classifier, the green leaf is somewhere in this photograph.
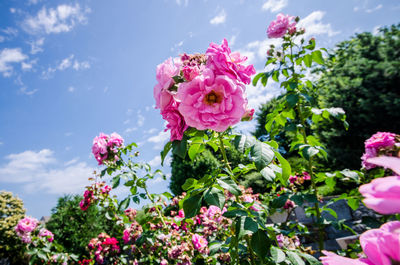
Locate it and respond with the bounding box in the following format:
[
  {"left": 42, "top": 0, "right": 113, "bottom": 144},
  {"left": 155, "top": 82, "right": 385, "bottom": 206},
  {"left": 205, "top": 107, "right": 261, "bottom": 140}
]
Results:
[
  {"left": 112, "top": 175, "right": 121, "bottom": 189},
  {"left": 270, "top": 246, "right": 285, "bottom": 263},
  {"left": 188, "top": 143, "right": 202, "bottom": 161},
  {"left": 274, "top": 150, "right": 291, "bottom": 185},
  {"left": 282, "top": 68, "right": 289, "bottom": 78},
  {"left": 301, "top": 146, "right": 320, "bottom": 160},
  {"left": 182, "top": 178, "right": 198, "bottom": 191},
  {"left": 119, "top": 197, "right": 130, "bottom": 210},
  {"left": 311, "top": 50, "right": 324, "bottom": 65},
  {"left": 323, "top": 207, "right": 338, "bottom": 219},
  {"left": 297, "top": 252, "right": 321, "bottom": 265},
  {"left": 204, "top": 187, "right": 225, "bottom": 209},
  {"left": 207, "top": 141, "right": 219, "bottom": 152},
  {"left": 272, "top": 71, "right": 280, "bottom": 82},
  {"left": 161, "top": 141, "right": 172, "bottom": 166},
  {"left": 217, "top": 176, "right": 241, "bottom": 196},
  {"left": 287, "top": 251, "right": 305, "bottom": 265},
  {"left": 183, "top": 193, "right": 202, "bottom": 218},
  {"left": 172, "top": 135, "right": 188, "bottom": 159},
  {"left": 252, "top": 72, "right": 264, "bottom": 86},
  {"left": 234, "top": 134, "right": 256, "bottom": 153},
  {"left": 286, "top": 93, "right": 299, "bottom": 108},
  {"left": 208, "top": 241, "right": 224, "bottom": 255},
  {"left": 260, "top": 166, "right": 276, "bottom": 182},
  {"left": 223, "top": 209, "right": 248, "bottom": 218},
  {"left": 130, "top": 185, "right": 137, "bottom": 195},
  {"left": 303, "top": 54, "right": 312, "bottom": 67},
  {"left": 251, "top": 230, "right": 271, "bottom": 259},
  {"left": 236, "top": 216, "right": 258, "bottom": 238},
  {"left": 347, "top": 198, "right": 359, "bottom": 211},
  {"left": 251, "top": 141, "right": 275, "bottom": 171}
]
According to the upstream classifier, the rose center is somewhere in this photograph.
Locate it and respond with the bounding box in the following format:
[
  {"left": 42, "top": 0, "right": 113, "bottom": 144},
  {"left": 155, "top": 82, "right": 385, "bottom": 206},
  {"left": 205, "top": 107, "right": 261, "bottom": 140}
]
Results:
[{"left": 204, "top": 91, "right": 222, "bottom": 105}]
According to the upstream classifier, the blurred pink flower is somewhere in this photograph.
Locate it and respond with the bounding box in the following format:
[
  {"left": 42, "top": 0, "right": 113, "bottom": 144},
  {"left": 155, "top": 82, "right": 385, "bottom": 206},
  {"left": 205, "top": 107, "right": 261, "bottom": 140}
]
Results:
[
  {"left": 267, "top": 13, "right": 297, "bottom": 38},
  {"left": 154, "top": 57, "right": 181, "bottom": 109},
  {"left": 39, "top": 228, "right": 54, "bottom": 242},
  {"left": 367, "top": 156, "right": 400, "bottom": 175},
  {"left": 177, "top": 73, "right": 247, "bottom": 132},
  {"left": 16, "top": 216, "right": 38, "bottom": 233},
  {"left": 192, "top": 233, "right": 208, "bottom": 250},
  {"left": 92, "top": 133, "right": 109, "bottom": 165},
  {"left": 321, "top": 221, "right": 400, "bottom": 265},
  {"left": 365, "top": 132, "right": 396, "bottom": 150},
  {"left": 206, "top": 39, "right": 256, "bottom": 85},
  {"left": 161, "top": 102, "right": 188, "bottom": 141}
]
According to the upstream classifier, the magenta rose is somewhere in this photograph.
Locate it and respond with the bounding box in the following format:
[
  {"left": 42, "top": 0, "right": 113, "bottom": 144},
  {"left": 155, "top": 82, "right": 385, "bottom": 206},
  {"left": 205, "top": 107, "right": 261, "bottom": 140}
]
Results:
[
  {"left": 177, "top": 71, "right": 247, "bottom": 132},
  {"left": 153, "top": 57, "right": 181, "bottom": 110},
  {"left": 206, "top": 38, "right": 256, "bottom": 85},
  {"left": 365, "top": 132, "right": 396, "bottom": 150},
  {"left": 267, "top": 13, "right": 297, "bottom": 38},
  {"left": 108, "top": 132, "right": 124, "bottom": 151},
  {"left": 161, "top": 102, "right": 188, "bottom": 141},
  {"left": 321, "top": 221, "right": 400, "bottom": 265},
  {"left": 192, "top": 233, "right": 208, "bottom": 250},
  {"left": 92, "top": 133, "right": 109, "bottom": 165},
  {"left": 39, "top": 228, "right": 54, "bottom": 242},
  {"left": 16, "top": 216, "right": 38, "bottom": 233}
]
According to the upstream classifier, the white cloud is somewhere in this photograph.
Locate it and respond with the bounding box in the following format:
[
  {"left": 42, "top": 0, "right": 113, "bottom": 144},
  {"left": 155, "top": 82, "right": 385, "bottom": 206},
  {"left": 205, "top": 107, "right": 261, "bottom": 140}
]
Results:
[
  {"left": 137, "top": 112, "right": 145, "bottom": 127},
  {"left": 298, "top": 11, "right": 340, "bottom": 38},
  {"left": 29, "top": 38, "right": 45, "bottom": 54},
  {"left": 0, "top": 48, "right": 28, "bottom": 77},
  {"left": 2, "top": 27, "right": 18, "bottom": 37},
  {"left": 262, "top": 0, "right": 288, "bottom": 13},
  {"left": 144, "top": 128, "right": 158, "bottom": 135},
  {"left": 210, "top": 9, "right": 227, "bottom": 25},
  {"left": 19, "top": 87, "right": 38, "bottom": 96},
  {"left": 124, "top": 127, "right": 138, "bottom": 134},
  {"left": 23, "top": 4, "right": 90, "bottom": 35},
  {"left": 0, "top": 36, "right": 4, "bottom": 43},
  {"left": 147, "top": 130, "right": 169, "bottom": 146},
  {"left": 175, "top": 0, "right": 189, "bottom": 6},
  {"left": 64, "top": 132, "right": 73, "bottom": 137},
  {"left": 366, "top": 4, "right": 382, "bottom": 13},
  {"left": 0, "top": 142, "right": 3, "bottom": 146},
  {"left": 0, "top": 149, "right": 93, "bottom": 194},
  {"left": 68, "top": 86, "right": 75, "bottom": 92},
  {"left": 148, "top": 155, "right": 161, "bottom": 167},
  {"left": 43, "top": 54, "right": 90, "bottom": 78}
]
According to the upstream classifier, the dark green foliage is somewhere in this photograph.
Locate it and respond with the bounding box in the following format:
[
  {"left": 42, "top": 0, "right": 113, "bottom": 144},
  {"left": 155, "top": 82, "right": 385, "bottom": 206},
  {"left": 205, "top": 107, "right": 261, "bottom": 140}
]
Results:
[
  {"left": 45, "top": 195, "right": 122, "bottom": 257},
  {"left": 317, "top": 24, "right": 400, "bottom": 169},
  {"left": 170, "top": 146, "right": 266, "bottom": 195}
]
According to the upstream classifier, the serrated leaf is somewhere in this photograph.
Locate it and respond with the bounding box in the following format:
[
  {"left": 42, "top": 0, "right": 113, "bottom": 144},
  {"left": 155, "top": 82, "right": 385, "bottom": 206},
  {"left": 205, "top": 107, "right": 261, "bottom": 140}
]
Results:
[
  {"left": 260, "top": 166, "right": 276, "bottom": 182},
  {"left": 161, "top": 141, "right": 172, "bottom": 166},
  {"left": 252, "top": 72, "right": 264, "bottom": 86},
  {"left": 286, "top": 93, "right": 299, "bottom": 108},
  {"left": 251, "top": 230, "right": 270, "bottom": 259},
  {"left": 183, "top": 193, "right": 202, "bottom": 218},
  {"left": 311, "top": 50, "right": 324, "bottom": 65},
  {"left": 287, "top": 251, "right": 305, "bottom": 265},
  {"left": 188, "top": 143, "right": 202, "bottom": 161},
  {"left": 297, "top": 252, "right": 321, "bottom": 265},
  {"left": 347, "top": 198, "right": 359, "bottom": 211},
  {"left": 223, "top": 209, "right": 248, "bottom": 218},
  {"left": 270, "top": 246, "right": 285, "bottom": 263},
  {"left": 236, "top": 216, "right": 258, "bottom": 238},
  {"left": 251, "top": 141, "right": 275, "bottom": 171},
  {"left": 272, "top": 71, "right": 280, "bottom": 82},
  {"left": 303, "top": 54, "right": 312, "bottom": 67},
  {"left": 112, "top": 175, "right": 121, "bottom": 189},
  {"left": 182, "top": 178, "right": 198, "bottom": 191},
  {"left": 119, "top": 197, "right": 130, "bottom": 210},
  {"left": 217, "top": 176, "right": 241, "bottom": 196},
  {"left": 204, "top": 187, "right": 225, "bottom": 209},
  {"left": 234, "top": 134, "right": 256, "bottom": 153},
  {"left": 274, "top": 150, "right": 291, "bottom": 185},
  {"left": 172, "top": 135, "right": 187, "bottom": 159}
]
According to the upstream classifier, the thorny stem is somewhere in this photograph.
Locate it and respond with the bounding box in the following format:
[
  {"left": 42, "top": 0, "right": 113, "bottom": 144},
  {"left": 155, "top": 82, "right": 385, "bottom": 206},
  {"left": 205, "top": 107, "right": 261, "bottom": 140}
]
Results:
[{"left": 144, "top": 185, "right": 166, "bottom": 227}]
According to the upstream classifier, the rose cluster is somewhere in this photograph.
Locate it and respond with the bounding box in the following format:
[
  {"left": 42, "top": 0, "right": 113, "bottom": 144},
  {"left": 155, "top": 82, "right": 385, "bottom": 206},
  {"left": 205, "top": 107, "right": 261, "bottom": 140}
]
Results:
[
  {"left": 361, "top": 131, "right": 399, "bottom": 170},
  {"left": 80, "top": 181, "right": 112, "bottom": 211},
  {"left": 267, "top": 13, "right": 298, "bottom": 39},
  {"left": 88, "top": 233, "right": 120, "bottom": 264},
  {"left": 153, "top": 39, "right": 256, "bottom": 141},
  {"left": 14, "top": 216, "right": 39, "bottom": 243},
  {"left": 92, "top": 132, "right": 124, "bottom": 165}
]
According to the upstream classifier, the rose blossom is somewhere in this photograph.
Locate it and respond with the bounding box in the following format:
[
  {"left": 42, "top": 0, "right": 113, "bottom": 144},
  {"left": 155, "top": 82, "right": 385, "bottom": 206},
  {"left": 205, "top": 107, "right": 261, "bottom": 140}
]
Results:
[
  {"left": 267, "top": 13, "right": 297, "bottom": 38},
  {"left": 206, "top": 39, "right": 256, "bottom": 85},
  {"left": 367, "top": 156, "right": 400, "bottom": 175},
  {"left": 161, "top": 102, "right": 188, "bottom": 141},
  {"left": 177, "top": 71, "right": 247, "bottom": 132},
  {"left": 365, "top": 132, "right": 396, "bottom": 150},
  {"left": 39, "top": 228, "right": 54, "bottom": 242},
  {"left": 16, "top": 216, "right": 38, "bottom": 233},
  {"left": 92, "top": 133, "right": 109, "bottom": 165},
  {"left": 321, "top": 221, "right": 400, "bottom": 265},
  {"left": 192, "top": 233, "right": 208, "bottom": 250},
  {"left": 153, "top": 57, "right": 181, "bottom": 110}
]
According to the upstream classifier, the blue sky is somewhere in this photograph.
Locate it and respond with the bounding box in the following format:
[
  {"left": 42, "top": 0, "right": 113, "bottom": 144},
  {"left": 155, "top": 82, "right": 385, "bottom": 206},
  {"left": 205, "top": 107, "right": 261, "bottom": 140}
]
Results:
[{"left": 0, "top": 0, "right": 398, "bottom": 218}]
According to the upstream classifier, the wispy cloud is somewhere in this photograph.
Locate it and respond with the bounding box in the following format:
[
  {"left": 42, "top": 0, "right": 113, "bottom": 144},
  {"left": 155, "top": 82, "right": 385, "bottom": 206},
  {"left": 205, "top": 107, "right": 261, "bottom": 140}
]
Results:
[
  {"left": 23, "top": 4, "right": 90, "bottom": 35},
  {"left": 0, "top": 48, "right": 28, "bottom": 77},
  {"left": 298, "top": 11, "right": 340, "bottom": 38},
  {"left": 137, "top": 111, "right": 145, "bottom": 127},
  {"left": 175, "top": 0, "right": 189, "bottom": 7},
  {"left": 366, "top": 4, "right": 382, "bottom": 13},
  {"left": 29, "top": 38, "right": 45, "bottom": 54},
  {"left": 262, "top": 0, "right": 288, "bottom": 13},
  {"left": 210, "top": 9, "right": 227, "bottom": 25},
  {"left": 0, "top": 149, "right": 92, "bottom": 194},
  {"left": 68, "top": 86, "right": 75, "bottom": 92},
  {"left": 147, "top": 130, "right": 169, "bottom": 148},
  {"left": 42, "top": 54, "right": 90, "bottom": 78},
  {"left": 19, "top": 87, "right": 38, "bottom": 96}
]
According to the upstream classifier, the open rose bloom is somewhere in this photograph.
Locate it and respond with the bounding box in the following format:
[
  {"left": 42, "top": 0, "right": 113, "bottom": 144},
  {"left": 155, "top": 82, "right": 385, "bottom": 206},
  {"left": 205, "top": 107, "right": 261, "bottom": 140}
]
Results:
[{"left": 153, "top": 39, "right": 255, "bottom": 141}]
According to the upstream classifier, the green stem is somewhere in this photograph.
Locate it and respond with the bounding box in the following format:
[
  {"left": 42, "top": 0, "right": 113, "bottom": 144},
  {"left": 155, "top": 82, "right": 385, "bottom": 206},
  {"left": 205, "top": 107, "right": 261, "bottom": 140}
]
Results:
[
  {"left": 218, "top": 133, "right": 233, "bottom": 174},
  {"left": 144, "top": 186, "right": 166, "bottom": 227},
  {"left": 246, "top": 236, "right": 257, "bottom": 265}
]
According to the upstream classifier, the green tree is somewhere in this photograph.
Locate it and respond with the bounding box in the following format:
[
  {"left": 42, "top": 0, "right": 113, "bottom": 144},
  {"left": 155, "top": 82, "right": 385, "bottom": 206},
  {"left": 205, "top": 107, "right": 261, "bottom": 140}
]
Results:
[
  {"left": 316, "top": 24, "right": 400, "bottom": 170},
  {"left": 45, "top": 195, "right": 122, "bottom": 257},
  {"left": 0, "top": 191, "right": 28, "bottom": 265}
]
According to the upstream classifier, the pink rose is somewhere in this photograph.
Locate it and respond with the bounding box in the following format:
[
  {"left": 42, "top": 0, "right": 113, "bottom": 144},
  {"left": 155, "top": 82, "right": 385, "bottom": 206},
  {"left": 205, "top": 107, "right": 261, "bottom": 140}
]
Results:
[
  {"left": 39, "top": 228, "right": 54, "bottom": 242},
  {"left": 361, "top": 148, "right": 378, "bottom": 170},
  {"left": 182, "top": 65, "right": 200, "bottom": 81},
  {"left": 16, "top": 217, "right": 38, "bottom": 233},
  {"left": 161, "top": 102, "right": 188, "bottom": 141},
  {"left": 241, "top": 108, "right": 255, "bottom": 121},
  {"left": 108, "top": 132, "right": 124, "bottom": 150},
  {"left": 192, "top": 233, "right": 208, "bottom": 250},
  {"left": 92, "top": 133, "right": 109, "bottom": 165},
  {"left": 154, "top": 58, "right": 181, "bottom": 109},
  {"left": 365, "top": 132, "right": 396, "bottom": 150},
  {"left": 206, "top": 39, "right": 256, "bottom": 85},
  {"left": 177, "top": 73, "right": 247, "bottom": 132},
  {"left": 367, "top": 156, "right": 400, "bottom": 175},
  {"left": 321, "top": 221, "right": 400, "bottom": 265},
  {"left": 267, "top": 13, "right": 297, "bottom": 39},
  {"left": 283, "top": 199, "right": 295, "bottom": 209}
]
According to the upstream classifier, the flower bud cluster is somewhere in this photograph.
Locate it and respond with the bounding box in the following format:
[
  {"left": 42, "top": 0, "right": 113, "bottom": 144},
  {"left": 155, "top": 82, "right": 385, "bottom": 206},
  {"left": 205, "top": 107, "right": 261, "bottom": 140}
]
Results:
[
  {"left": 88, "top": 233, "right": 120, "bottom": 264},
  {"left": 92, "top": 132, "right": 124, "bottom": 165}
]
